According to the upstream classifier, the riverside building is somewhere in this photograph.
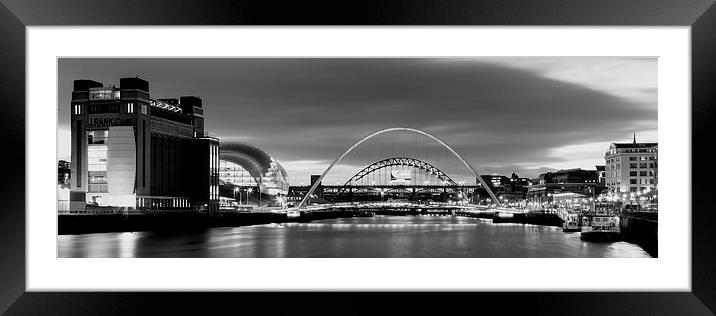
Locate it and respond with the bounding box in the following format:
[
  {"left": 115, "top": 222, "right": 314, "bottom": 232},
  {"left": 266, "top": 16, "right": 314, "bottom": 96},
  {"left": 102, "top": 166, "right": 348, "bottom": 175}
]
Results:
[
  {"left": 604, "top": 135, "right": 658, "bottom": 193},
  {"left": 525, "top": 168, "right": 604, "bottom": 210},
  {"left": 69, "top": 77, "right": 219, "bottom": 215}
]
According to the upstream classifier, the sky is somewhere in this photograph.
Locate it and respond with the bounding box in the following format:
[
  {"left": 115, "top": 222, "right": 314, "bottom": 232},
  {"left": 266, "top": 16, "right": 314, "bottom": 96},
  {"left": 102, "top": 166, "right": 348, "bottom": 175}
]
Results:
[{"left": 57, "top": 58, "right": 657, "bottom": 185}]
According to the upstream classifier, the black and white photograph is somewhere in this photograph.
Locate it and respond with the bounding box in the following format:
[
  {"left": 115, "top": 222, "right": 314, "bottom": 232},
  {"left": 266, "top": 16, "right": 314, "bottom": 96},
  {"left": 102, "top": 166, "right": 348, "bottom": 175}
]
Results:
[
  {"left": 4, "top": 0, "right": 716, "bottom": 313},
  {"left": 57, "top": 57, "right": 658, "bottom": 258}
]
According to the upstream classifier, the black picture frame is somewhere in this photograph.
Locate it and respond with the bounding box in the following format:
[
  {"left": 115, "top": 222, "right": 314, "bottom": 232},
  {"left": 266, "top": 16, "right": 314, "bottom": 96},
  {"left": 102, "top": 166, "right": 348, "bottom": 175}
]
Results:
[{"left": 1, "top": 0, "right": 714, "bottom": 314}]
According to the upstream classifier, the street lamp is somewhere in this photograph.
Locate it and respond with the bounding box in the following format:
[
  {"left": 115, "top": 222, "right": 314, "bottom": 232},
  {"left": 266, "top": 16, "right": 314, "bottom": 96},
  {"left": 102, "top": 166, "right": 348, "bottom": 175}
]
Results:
[{"left": 234, "top": 187, "right": 240, "bottom": 206}]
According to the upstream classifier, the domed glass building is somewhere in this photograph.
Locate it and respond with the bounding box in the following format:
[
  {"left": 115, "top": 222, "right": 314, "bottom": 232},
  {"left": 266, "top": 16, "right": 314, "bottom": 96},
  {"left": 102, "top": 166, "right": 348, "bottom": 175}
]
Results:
[{"left": 219, "top": 143, "right": 289, "bottom": 197}]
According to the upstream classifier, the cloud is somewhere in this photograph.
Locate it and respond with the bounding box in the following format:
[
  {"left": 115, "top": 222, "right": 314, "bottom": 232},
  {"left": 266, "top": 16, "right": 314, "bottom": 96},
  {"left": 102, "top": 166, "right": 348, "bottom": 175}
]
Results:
[
  {"left": 58, "top": 58, "right": 657, "bottom": 184},
  {"left": 461, "top": 57, "right": 657, "bottom": 106}
]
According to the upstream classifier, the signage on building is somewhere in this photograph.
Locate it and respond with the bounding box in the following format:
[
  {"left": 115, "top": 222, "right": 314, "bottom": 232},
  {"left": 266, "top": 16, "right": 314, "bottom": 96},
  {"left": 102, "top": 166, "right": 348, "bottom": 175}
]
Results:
[
  {"left": 390, "top": 170, "right": 411, "bottom": 184},
  {"left": 87, "top": 116, "right": 133, "bottom": 128}
]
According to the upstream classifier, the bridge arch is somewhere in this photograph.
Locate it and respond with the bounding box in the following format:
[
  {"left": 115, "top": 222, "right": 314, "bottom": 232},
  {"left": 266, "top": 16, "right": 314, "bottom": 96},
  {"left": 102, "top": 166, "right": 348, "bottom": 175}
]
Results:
[
  {"left": 297, "top": 127, "right": 501, "bottom": 208},
  {"left": 341, "top": 157, "right": 458, "bottom": 190}
]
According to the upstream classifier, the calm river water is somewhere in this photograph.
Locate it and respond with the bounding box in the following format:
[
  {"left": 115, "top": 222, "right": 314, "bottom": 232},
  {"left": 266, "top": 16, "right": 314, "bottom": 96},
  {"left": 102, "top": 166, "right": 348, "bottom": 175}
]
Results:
[{"left": 58, "top": 215, "right": 651, "bottom": 258}]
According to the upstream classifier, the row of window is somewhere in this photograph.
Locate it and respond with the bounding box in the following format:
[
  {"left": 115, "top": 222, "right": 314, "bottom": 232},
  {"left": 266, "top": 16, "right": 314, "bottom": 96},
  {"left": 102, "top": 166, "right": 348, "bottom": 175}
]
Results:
[
  {"left": 619, "top": 148, "right": 657, "bottom": 153},
  {"left": 209, "top": 144, "right": 220, "bottom": 201},
  {"left": 220, "top": 160, "right": 257, "bottom": 186},
  {"left": 630, "top": 179, "right": 656, "bottom": 185},
  {"left": 611, "top": 186, "right": 654, "bottom": 193},
  {"left": 630, "top": 171, "right": 656, "bottom": 177},
  {"left": 137, "top": 197, "right": 191, "bottom": 209},
  {"left": 628, "top": 156, "right": 656, "bottom": 161},
  {"left": 607, "top": 162, "right": 656, "bottom": 171},
  {"left": 630, "top": 163, "right": 655, "bottom": 169},
  {"left": 73, "top": 102, "right": 148, "bottom": 115}
]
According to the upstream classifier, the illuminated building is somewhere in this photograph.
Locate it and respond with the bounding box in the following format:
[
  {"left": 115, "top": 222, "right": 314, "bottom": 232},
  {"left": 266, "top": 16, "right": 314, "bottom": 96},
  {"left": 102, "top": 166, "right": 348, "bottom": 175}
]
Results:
[
  {"left": 58, "top": 160, "right": 71, "bottom": 188},
  {"left": 526, "top": 168, "right": 605, "bottom": 209},
  {"left": 219, "top": 143, "right": 289, "bottom": 203},
  {"left": 69, "top": 77, "right": 219, "bottom": 214},
  {"left": 480, "top": 175, "right": 510, "bottom": 190},
  {"left": 604, "top": 135, "right": 658, "bottom": 193}
]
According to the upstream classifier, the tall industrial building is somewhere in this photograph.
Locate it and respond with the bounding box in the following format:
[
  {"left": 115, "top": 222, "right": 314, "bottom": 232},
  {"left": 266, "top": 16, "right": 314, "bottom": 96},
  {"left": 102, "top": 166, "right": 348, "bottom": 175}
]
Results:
[
  {"left": 604, "top": 135, "right": 658, "bottom": 193},
  {"left": 69, "top": 77, "right": 219, "bottom": 214}
]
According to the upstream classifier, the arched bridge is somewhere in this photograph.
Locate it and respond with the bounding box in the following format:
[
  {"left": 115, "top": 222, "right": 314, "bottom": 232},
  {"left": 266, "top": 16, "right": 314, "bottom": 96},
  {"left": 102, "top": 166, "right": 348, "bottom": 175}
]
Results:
[
  {"left": 297, "top": 127, "right": 501, "bottom": 208},
  {"left": 340, "top": 157, "right": 457, "bottom": 191}
]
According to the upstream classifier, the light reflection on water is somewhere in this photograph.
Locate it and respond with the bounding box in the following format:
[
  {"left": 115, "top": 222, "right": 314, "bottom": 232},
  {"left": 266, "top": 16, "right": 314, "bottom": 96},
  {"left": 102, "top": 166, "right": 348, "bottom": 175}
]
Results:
[{"left": 58, "top": 216, "right": 651, "bottom": 258}]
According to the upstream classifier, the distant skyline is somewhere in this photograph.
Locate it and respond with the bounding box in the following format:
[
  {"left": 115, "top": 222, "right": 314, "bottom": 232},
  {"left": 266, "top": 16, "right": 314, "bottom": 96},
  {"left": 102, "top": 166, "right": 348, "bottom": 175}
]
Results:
[{"left": 58, "top": 58, "right": 657, "bottom": 185}]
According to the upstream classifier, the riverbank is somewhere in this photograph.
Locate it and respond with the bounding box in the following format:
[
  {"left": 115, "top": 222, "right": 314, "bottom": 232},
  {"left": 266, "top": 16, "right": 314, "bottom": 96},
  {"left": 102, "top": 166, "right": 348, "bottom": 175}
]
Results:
[
  {"left": 58, "top": 210, "right": 358, "bottom": 235},
  {"left": 620, "top": 212, "right": 658, "bottom": 257},
  {"left": 56, "top": 210, "right": 579, "bottom": 235}
]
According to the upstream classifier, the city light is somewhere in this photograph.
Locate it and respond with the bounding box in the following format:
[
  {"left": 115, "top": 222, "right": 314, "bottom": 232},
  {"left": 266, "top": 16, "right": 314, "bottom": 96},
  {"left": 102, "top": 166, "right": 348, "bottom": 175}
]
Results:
[{"left": 61, "top": 74, "right": 658, "bottom": 259}]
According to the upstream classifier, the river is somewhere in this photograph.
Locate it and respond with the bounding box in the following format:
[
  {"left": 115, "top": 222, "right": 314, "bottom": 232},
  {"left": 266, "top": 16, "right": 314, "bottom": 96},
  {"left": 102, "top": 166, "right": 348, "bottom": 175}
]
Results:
[{"left": 57, "top": 215, "right": 651, "bottom": 258}]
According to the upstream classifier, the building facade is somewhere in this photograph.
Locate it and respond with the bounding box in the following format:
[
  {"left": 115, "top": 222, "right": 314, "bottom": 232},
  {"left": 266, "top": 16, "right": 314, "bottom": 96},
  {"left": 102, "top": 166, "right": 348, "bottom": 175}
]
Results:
[
  {"left": 69, "top": 77, "right": 219, "bottom": 214},
  {"left": 526, "top": 168, "right": 605, "bottom": 210},
  {"left": 218, "top": 142, "right": 289, "bottom": 207},
  {"left": 604, "top": 136, "right": 658, "bottom": 193}
]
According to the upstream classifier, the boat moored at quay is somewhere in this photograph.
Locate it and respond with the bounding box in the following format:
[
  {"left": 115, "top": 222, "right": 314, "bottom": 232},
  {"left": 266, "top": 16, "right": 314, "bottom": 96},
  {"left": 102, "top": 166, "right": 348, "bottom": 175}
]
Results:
[{"left": 580, "top": 202, "right": 621, "bottom": 242}]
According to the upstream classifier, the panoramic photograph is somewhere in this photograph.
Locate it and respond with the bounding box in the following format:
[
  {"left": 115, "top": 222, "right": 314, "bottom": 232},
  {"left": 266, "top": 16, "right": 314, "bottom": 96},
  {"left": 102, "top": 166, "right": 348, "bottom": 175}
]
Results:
[{"left": 56, "top": 57, "right": 658, "bottom": 258}]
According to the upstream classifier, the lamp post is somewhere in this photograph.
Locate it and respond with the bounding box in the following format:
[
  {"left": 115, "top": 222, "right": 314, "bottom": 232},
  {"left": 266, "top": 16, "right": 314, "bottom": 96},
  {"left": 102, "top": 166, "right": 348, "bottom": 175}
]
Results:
[
  {"left": 258, "top": 177, "right": 262, "bottom": 207},
  {"left": 234, "top": 187, "right": 240, "bottom": 207}
]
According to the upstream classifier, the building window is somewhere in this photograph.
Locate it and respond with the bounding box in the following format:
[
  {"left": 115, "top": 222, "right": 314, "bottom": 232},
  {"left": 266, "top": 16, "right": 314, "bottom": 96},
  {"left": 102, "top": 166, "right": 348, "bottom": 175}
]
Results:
[
  {"left": 89, "top": 104, "right": 119, "bottom": 114},
  {"left": 639, "top": 163, "right": 648, "bottom": 168},
  {"left": 629, "top": 157, "right": 637, "bottom": 161},
  {"left": 87, "top": 130, "right": 108, "bottom": 144},
  {"left": 73, "top": 104, "right": 82, "bottom": 115},
  {"left": 649, "top": 163, "right": 655, "bottom": 168},
  {"left": 87, "top": 136, "right": 108, "bottom": 193},
  {"left": 75, "top": 120, "right": 82, "bottom": 187},
  {"left": 141, "top": 104, "right": 148, "bottom": 115},
  {"left": 127, "top": 102, "right": 134, "bottom": 113},
  {"left": 629, "top": 163, "right": 637, "bottom": 169},
  {"left": 630, "top": 171, "right": 637, "bottom": 176},
  {"left": 630, "top": 179, "right": 638, "bottom": 184},
  {"left": 639, "top": 171, "right": 647, "bottom": 176}
]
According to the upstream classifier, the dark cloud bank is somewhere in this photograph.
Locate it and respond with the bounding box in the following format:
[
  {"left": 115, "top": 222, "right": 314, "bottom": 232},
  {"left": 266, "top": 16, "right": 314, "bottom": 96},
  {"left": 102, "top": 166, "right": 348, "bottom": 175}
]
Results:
[{"left": 58, "top": 58, "right": 657, "bottom": 184}]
